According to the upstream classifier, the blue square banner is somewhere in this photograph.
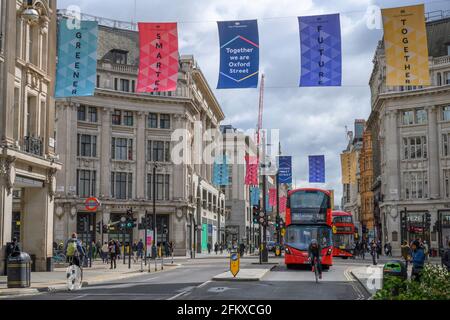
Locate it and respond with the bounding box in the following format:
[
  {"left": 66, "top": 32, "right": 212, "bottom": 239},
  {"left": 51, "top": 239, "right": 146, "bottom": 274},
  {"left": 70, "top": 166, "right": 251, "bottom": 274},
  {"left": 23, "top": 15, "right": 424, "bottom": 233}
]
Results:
[
  {"left": 217, "top": 20, "right": 259, "bottom": 89},
  {"left": 55, "top": 19, "right": 98, "bottom": 98},
  {"left": 299, "top": 14, "right": 342, "bottom": 87}
]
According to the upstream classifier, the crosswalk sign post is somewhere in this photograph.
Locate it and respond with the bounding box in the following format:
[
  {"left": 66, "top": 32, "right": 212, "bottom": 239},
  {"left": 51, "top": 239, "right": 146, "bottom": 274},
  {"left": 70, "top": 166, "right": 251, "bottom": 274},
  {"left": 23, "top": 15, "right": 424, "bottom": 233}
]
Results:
[{"left": 230, "top": 250, "right": 240, "bottom": 277}]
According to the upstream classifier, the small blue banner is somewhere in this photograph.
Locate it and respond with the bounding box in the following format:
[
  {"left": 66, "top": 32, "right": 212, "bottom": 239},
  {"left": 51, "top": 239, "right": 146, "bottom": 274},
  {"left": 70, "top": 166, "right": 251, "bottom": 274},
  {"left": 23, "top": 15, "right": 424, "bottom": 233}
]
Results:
[
  {"left": 278, "top": 156, "right": 292, "bottom": 184},
  {"left": 266, "top": 194, "right": 272, "bottom": 212},
  {"left": 299, "top": 14, "right": 342, "bottom": 87},
  {"left": 250, "top": 187, "right": 260, "bottom": 206},
  {"left": 309, "top": 155, "right": 326, "bottom": 183},
  {"left": 213, "top": 155, "right": 229, "bottom": 186},
  {"left": 217, "top": 20, "right": 259, "bottom": 89},
  {"left": 55, "top": 19, "right": 98, "bottom": 98}
]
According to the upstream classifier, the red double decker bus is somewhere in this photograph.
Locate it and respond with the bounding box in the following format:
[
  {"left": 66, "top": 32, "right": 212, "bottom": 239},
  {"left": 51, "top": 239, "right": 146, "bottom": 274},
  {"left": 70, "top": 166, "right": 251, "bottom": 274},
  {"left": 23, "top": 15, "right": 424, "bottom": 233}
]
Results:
[
  {"left": 284, "top": 188, "right": 333, "bottom": 269},
  {"left": 332, "top": 211, "right": 355, "bottom": 259}
]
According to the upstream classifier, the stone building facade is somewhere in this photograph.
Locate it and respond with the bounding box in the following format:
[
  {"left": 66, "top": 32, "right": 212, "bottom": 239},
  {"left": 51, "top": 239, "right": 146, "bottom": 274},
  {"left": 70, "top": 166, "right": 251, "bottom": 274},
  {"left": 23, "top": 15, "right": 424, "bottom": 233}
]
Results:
[
  {"left": 367, "top": 16, "right": 450, "bottom": 255},
  {"left": 53, "top": 18, "right": 225, "bottom": 257},
  {"left": 0, "top": 0, "right": 61, "bottom": 273}
]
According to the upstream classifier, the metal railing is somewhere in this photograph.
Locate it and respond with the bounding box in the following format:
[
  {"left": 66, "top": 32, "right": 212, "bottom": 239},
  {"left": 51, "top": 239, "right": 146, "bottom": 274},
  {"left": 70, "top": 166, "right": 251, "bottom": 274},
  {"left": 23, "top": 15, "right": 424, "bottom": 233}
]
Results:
[
  {"left": 425, "top": 10, "right": 450, "bottom": 22},
  {"left": 24, "top": 136, "right": 43, "bottom": 156},
  {"left": 57, "top": 9, "right": 137, "bottom": 31}
]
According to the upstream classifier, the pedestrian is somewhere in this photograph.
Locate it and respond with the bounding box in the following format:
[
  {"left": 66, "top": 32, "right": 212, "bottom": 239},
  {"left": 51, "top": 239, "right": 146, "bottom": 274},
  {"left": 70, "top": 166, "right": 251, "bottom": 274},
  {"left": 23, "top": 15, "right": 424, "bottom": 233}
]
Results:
[
  {"left": 164, "top": 242, "right": 170, "bottom": 257},
  {"left": 423, "top": 241, "right": 429, "bottom": 260},
  {"left": 214, "top": 242, "right": 219, "bottom": 255},
  {"left": 387, "top": 242, "right": 392, "bottom": 257},
  {"left": 376, "top": 240, "right": 381, "bottom": 259},
  {"left": 137, "top": 239, "right": 144, "bottom": 261},
  {"left": 401, "top": 240, "right": 411, "bottom": 269},
  {"left": 91, "top": 240, "right": 97, "bottom": 261},
  {"left": 95, "top": 241, "right": 102, "bottom": 260},
  {"left": 132, "top": 241, "right": 138, "bottom": 263},
  {"left": 370, "top": 240, "right": 377, "bottom": 265},
  {"left": 6, "top": 237, "right": 21, "bottom": 257},
  {"left": 102, "top": 241, "right": 109, "bottom": 263},
  {"left": 108, "top": 240, "right": 117, "bottom": 269},
  {"left": 219, "top": 243, "right": 223, "bottom": 254},
  {"left": 441, "top": 241, "right": 450, "bottom": 272},
  {"left": 207, "top": 242, "right": 212, "bottom": 254},
  {"left": 411, "top": 240, "right": 425, "bottom": 282},
  {"left": 169, "top": 241, "right": 174, "bottom": 257},
  {"left": 239, "top": 243, "right": 245, "bottom": 257}
]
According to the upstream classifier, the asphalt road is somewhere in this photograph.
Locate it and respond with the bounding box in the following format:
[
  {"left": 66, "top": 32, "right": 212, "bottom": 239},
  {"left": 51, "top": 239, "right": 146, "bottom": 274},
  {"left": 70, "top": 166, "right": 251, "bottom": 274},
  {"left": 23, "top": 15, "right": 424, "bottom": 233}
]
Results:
[{"left": 9, "top": 256, "right": 371, "bottom": 300}]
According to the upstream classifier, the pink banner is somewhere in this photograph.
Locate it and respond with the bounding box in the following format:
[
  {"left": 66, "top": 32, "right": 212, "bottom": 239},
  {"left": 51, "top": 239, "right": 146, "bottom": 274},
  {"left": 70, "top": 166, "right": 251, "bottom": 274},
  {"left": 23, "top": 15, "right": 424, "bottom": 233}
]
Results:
[
  {"left": 279, "top": 196, "right": 287, "bottom": 213},
  {"left": 245, "top": 156, "right": 259, "bottom": 186},
  {"left": 137, "top": 23, "right": 179, "bottom": 92},
  {"left": 269, "top": 188, "right": 277, "bottom": 206}
]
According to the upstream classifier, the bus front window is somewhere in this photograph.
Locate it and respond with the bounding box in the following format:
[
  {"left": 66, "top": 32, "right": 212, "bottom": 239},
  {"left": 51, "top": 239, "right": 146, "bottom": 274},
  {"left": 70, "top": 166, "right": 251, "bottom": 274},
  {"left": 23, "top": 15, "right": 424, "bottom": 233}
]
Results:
[{"left": 286, "top": 225, "right": 332, "bottom": 251}]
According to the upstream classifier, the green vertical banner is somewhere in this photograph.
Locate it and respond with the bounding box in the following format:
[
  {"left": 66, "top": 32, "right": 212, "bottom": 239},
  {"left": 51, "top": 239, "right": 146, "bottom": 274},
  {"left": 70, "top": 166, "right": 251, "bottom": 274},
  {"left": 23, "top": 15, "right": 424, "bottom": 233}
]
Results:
[{"left": 202, "top": 224, "right": 208, "bottom": 251}]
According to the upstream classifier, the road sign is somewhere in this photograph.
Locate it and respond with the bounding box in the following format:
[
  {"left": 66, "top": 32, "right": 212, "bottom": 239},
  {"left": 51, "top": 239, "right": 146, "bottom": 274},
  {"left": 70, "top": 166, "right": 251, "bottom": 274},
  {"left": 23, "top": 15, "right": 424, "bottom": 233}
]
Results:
[
  {"left": 85, "top": 197, "right": 100, "bottom": 212},
  {"left": 281, "top": 228, "right": 286, "bottom": 237},
  {"left": 230, "top": 252, "right": 240, "bottom": 277}
]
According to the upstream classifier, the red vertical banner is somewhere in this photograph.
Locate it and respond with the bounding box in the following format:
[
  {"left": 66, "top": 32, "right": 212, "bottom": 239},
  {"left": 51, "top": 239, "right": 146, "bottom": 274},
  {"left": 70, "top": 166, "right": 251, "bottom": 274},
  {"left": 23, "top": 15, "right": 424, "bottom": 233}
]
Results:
[
  {"left": 269, "top": 188, "right": 277, "bottom": 206},
  {"left": 245, "top": 156, "right": 259, "bottom": 186},
  {"left": 279, "top": 196, "right": 287, "bottom": 213},
  {"left": 137, "top": 23, "right": 179, "bottom": 93}
]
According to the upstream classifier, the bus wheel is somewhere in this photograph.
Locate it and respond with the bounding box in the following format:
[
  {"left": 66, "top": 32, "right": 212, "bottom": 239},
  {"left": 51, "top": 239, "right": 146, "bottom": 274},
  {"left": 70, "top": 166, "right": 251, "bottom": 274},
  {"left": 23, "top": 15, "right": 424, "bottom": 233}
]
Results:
[
  {"left": 342, "top": 257, "right": 349, "bottom": 260},
  {"left": 286, "top": 264, "right": 294, "bottom": 270}
]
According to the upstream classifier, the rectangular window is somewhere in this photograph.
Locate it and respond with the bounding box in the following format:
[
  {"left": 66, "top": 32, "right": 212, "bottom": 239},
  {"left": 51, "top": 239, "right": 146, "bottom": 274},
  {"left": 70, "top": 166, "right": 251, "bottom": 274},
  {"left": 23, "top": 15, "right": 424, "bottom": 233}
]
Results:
[
  {"left": 153, "top": 141, "right": 164, "bottom": 162},
  {"left": 111, "top": 172, "right": 132, "bottom": 200},
  {"left": 160, "top": 114, "right": 171, "bottom": 129},
  {"left": 112, "top": 138, "right": 133, "bottom": 160},
  {"left": 88, "top": 107, "right": 97, "bottom": 123},
  {"left": 445, "top": 170, "right": 450, "bottom": 198},
  {"left": 78, "top": 105, "right": 86, "bottom": 121},
  {"left": 96, "top": 75, "right": 100, "bottom": 88},
  {"left": 77, "top": 134, "right": 97, "bottom": 157},
  {"left": 403, "top": 136, "right": 427, "bottom": 160},
  {"left": 147, "top": 174, "right": 171, "bottom": 200},
  {"left": 120, "top": 79, "right": 130, "bottom": 92},
  {"left": 114, "top": 78, "right": 118, "bottom": 91},
  {"left": 402, "top": 110, "right": 414, "bottom": 125},
  {"left": 415, "top": 109, "right": 427, "bottom": 124},
  {"left": 123, "top": 111, "right": 133, "bottom": 126},
  {"left": 404, "top": 171, "right": 428, "bottom": 200},
  {"left": 77, "top": 170, "right": 96, "bottom": 198},
  {"left": 444, "top": 134, "right": 449, "bottom": 157},
  {"left": 112, "top": 110, "right": 121, "bottom": 125},
  {"left": 148, "top": 113, "right": 158, "bottom": 128},
  {"left": 446, "top": 72, "right": 450, "bottom": 85},
  {"left": 443, "top": 106, "right": 450, "bottom": 121},
  {"left": 131, "top": 80, "right": 136, "bottom": 93},
  {"left": 156, "top": 174, "right": 164, "bottom": 200},
  {"left": 165, "top": 142, "right": 171, "bottom": 162}
]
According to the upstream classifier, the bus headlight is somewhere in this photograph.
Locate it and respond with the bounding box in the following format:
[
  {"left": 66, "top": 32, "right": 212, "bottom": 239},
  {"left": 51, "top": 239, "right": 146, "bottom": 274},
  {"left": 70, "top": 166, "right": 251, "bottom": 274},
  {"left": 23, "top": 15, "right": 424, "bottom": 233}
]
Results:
[
  {"left": 285, "top": 247, "right": 291, "bottom": 255},
  {"left": 327, "top": 248, "right": 332, "bottom": 256}
]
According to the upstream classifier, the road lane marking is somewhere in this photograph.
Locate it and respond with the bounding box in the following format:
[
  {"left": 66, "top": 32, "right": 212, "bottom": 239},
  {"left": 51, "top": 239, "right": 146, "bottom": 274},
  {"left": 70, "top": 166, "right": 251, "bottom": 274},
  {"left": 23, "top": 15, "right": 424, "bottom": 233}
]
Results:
[{"left": 167, "top": 291, "right": 189, "bottom": 300}]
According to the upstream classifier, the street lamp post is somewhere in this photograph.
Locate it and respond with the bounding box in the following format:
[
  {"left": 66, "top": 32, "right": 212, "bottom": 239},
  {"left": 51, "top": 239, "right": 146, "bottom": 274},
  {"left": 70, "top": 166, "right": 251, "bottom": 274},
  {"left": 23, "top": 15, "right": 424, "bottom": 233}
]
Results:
[{"left": 152, "top": 164, "right": 158, "bottom": 268}]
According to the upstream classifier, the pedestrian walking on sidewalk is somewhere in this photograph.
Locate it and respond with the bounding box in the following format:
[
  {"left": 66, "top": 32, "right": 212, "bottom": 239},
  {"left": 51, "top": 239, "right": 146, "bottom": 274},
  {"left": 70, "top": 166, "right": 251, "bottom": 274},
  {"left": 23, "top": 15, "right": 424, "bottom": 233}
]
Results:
[
  {"left": 370, "top": 240, "right": 377, "bottom": 265},
  {"left": 401, "top": 240, "right": 411, "bottom": 269},
  {"left": 137, "top": 240, "right": 144, "bottom": 261},
  {"left": 214, "top": 243, "right": 219, "bottom": 255},
  {"left": 219, "top": 243, "right": 224, "bottom": 254},
  {"left": 423, "top": 241, "right": 429, "bottom": 260},
  {"left": 102, "top": 242, "right": 109, "bottom": 263},
  {"left": 132, "top": 242, "right": 138, "bottom": 263},
  {"left": 207, "top": 242, "right": 212, "bottom": 254},
  {"left": 411, "top": 240, "right": 425, "bottom": 282},
  {"left": 95, "top": 241, "right": 102, "bottom": 260},
  {"left": 108, "top": 240, "right": 118, "bottom": 269}
]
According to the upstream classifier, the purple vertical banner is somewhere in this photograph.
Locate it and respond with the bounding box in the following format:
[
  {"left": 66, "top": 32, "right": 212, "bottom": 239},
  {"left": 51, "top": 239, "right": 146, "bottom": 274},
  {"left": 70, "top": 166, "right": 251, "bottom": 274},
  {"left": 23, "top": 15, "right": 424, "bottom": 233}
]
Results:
[{"left": 299, "top": 14, "right": 342, "bottom": 87}]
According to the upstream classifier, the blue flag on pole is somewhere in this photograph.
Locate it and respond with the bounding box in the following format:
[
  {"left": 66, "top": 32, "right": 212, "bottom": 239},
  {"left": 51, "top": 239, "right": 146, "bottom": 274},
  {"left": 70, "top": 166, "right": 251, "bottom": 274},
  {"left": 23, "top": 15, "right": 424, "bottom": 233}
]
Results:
[
  {"left": 299, "top": 14, "right": 342, "bottom": 87},
  {"left": 213, "top": 155, "right": 229, "bottom": 186},
  {"left": 217, "top": 20, "right": 259, "bottom": 89},
  {"left": 266, "top": 194, "right": 272, "bottom": 212},
  {"left": 250, "top": 187, "right": 260, "bottom": 206},
  {"left": 278, "top": 156, "right": 292, "bottom": 184},
  {"left": 55, "top": 19, "right": 98, "bottom": 98},
  {"left": 309, "top": 155, "right": 326, "bottom": 183}
]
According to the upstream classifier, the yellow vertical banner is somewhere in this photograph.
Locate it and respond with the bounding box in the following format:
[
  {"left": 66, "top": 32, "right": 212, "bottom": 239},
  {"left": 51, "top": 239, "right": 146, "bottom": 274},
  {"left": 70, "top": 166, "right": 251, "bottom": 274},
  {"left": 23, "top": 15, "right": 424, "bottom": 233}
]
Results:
[
  {"left": 349, "top": 151, "right": 357, "bottom": 184},
  {"left": 341, "top": 153, "right": 351, "bottom": 184},
  {"left": 381, "top": 4, "right": 430, "bottom": 86}
]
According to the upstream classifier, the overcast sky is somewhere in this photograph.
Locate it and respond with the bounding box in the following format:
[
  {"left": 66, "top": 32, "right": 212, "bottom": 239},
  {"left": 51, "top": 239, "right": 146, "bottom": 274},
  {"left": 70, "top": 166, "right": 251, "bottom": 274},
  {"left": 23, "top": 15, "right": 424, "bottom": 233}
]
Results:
[{"left": 58, "top": 0, "right": 450, "bottom": 206}]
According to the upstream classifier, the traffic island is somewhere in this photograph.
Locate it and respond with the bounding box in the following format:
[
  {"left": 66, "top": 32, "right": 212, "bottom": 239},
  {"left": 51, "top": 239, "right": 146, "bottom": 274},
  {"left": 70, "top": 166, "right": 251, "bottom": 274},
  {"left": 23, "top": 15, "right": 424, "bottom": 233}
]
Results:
[{"left": 212, "top": 268, "right": 274, "bottom": 281}]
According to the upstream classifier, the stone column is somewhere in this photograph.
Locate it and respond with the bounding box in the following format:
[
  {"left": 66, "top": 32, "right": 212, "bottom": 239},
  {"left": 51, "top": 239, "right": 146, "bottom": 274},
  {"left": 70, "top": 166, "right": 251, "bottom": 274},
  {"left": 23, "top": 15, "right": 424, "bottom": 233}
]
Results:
[
  {"left": 173, "top": 208, "right": 187, "bottom": 256},
  {"left": 385, "top": 110, "right": 400, "bottom": 201},
  {"left": 136, "top": 112, "right": 146, "bottom": 199},
  {"left": 22, "top": 174, "right": 55, "bottom": 272},
  {"left": 428, "top": 106, "right": 440, "bottom": 199},
  {"left": 0, "top": 157, "right": 15, "bottom": 274},
  {"left": 100, "top": 108, "right": 112, "bottom": 197}
]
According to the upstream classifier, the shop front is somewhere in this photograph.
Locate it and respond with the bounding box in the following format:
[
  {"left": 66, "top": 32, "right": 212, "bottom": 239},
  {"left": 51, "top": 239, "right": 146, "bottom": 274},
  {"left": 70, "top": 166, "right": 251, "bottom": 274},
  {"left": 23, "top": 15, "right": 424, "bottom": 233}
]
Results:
[{"left": 439, "top": 211, "right": 450, "bottom": 253}]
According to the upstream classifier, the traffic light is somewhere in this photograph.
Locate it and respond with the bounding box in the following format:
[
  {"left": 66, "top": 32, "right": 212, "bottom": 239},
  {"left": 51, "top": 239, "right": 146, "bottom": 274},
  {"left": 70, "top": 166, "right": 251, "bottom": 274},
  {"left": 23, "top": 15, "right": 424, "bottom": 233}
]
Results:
[
  {"left": 425, "top": 213, "right": 431, "bottom": 226},
  {"left": 96, "top": 222, "right": 101, "bottom": 233},
  {"left": 275, "top": 215, "right": 281, "bottom": 229},
  {"left": 252, "top": 206, "right": 260, "bottom": 224}
]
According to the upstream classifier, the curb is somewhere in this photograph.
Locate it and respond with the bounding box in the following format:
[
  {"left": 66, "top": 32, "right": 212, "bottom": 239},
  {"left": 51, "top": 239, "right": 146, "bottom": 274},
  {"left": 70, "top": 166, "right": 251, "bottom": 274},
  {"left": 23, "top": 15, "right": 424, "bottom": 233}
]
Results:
[
  {"left": 212, "top": 266, "right": 275, "bottom": 282},
  {"left": 349, "top": 270, "right": 374, "bottom": 299}
]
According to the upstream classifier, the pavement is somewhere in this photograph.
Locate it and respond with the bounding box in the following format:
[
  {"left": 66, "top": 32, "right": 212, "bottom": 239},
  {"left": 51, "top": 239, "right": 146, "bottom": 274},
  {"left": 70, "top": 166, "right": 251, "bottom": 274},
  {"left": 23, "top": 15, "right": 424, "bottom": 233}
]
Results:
[{"left": 0, "top": 258, "right": 178, "bottom": 297}]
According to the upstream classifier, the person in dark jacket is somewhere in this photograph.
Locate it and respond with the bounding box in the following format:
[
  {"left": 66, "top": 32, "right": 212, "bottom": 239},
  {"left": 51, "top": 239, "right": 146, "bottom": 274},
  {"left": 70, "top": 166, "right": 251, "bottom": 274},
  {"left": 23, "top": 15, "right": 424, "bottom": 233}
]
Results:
[
  {"left": 308, "top": 239, "right": 322, "bottom": 279},
  {"left": 370, "top": 240, "right": 378, "bottom": 265},
  {"left": 6, "top": 238, "right": 21, "bottom": 257},
  {"left": 441, "top": 241, "right": 450, "bottom": 272},
  {"left": 411, "top": 240, "right": 426, "bottom": 282}
]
